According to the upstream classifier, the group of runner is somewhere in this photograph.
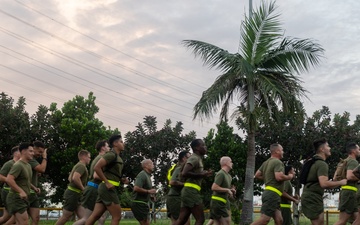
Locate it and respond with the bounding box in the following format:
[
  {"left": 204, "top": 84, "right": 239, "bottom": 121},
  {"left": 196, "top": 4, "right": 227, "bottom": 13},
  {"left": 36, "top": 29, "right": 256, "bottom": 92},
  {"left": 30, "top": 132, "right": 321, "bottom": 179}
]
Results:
[
  {"left": 253, "top": 139, "right": 360, "bottom": 225},
  {"left": 0, "top": 135, "right": 135, "bottom": 225},
  {"left": 166, "top": 139, "right": 235, "bottom": 225}
]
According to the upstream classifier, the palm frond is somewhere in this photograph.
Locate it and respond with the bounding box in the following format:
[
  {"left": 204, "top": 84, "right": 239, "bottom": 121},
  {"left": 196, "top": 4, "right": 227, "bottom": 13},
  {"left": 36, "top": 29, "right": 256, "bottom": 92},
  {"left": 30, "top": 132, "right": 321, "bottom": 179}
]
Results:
[
  {"left": 254, "top": 70, "right": 308, "bottom": 113},
  {"left": 182, "top": 40, "right": 240, "bottom": 72},
  {"left": 193, "top": 70, "right": 245, "bottom": 121},
  {"left": 240, "top": 1, "right": 283, "bottom": 65},
  {"left": 261, "top": 37, "right": 325, "bottom": 74}
]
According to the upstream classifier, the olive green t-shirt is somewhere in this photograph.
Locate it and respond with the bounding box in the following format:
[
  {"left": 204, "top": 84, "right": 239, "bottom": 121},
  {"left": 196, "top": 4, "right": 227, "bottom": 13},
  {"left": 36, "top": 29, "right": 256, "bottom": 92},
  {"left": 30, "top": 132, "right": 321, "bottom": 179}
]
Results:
[
  {"left": 68, "top": 162, "right": 88, "bottom": 189},
  {"left": 212, "top": 169, "right": 232, "bottom": 200},
  {"left": 8, "top": 160, "right": 32, "bottom": 195},
  {"left": 0, "top": 159, "right": 16, "bottom": 188},
  {"left": 102, "top": 150, "right": 123, "bottom": 182},
  {"left": 184, "top": 153, "right": 204, "bottom": 186},
  {"left": 89, "top": 154, "right": 102, "bottom": 182},
  {"left": 281, "top": 180, "right": 293, "bottom": 204},
  {"left": 259, "top": 157, "right": 285, "bottom": 192},
  {"left": 133, "top": 170, "right": 152, "bottom": 202},
  {"left": 303, "top": 155, "right": 327, "bottom": 195},
  {"left": 346, "top": 157, "right": 358, "bottom": 187},
  {"left": 28, "top": 158, "right": 40, "bottom": 187},
  {"left": 168, "top": 165, "right": 182, "bottom": 196}
]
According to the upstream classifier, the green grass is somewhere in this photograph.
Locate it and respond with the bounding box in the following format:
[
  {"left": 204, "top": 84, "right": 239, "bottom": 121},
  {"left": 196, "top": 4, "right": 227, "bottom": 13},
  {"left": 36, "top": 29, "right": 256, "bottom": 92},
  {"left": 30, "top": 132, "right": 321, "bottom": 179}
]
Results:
[
  {"left": 37, "top": 214, "right": 340, "bottom": 225},
  {"left": 253, "top": 213, "right": 339, "bottom": 225},
  {"left": 36, "top": 210, "right": 341, "bottom": 225}
]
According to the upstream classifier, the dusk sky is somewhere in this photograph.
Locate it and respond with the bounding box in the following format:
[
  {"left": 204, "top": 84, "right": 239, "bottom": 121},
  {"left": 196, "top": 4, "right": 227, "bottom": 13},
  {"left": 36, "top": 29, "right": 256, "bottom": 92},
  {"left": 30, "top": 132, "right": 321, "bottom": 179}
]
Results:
[{"left": 1, "top": 0, "right": 359, "bottom": 139}]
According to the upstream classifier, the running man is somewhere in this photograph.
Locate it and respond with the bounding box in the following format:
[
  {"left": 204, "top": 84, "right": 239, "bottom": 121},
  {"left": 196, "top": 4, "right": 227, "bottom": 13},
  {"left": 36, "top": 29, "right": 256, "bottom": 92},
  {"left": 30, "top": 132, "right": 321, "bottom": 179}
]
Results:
[
  {"left": 174, "top": 139, "right": 213, "bottom": 225},
  {"left": 210, "top": 156, "right": 236, "bottom": 225},
  {"left": 73, "top": 140, "right": 110, "bottom": 225},
  {"left": 55, "top": 150, "right": 91, "bottom": 225},
  {"left": 301, "top": 138, "right": 347, "bottom": 225},
  {"left": 85, "top": 134, "right": 126, "bottom": 225},
  {"left": 28, "top": 140, "right": 47, "bottom": 225},
  {"left": 251, "top": 144, "right": 294, "bottom": 225},
  {"left": 167, "top": 151, "right": 191, "bottom": 225},
  {"left": 6, "top": 142, "right": 34, "bottom": 225},
  {"left": 131, "top": 159, "right": 157, "bottom": 225},
  {"left": 0, "top": 146, "right": 20, "bottom": 224}
]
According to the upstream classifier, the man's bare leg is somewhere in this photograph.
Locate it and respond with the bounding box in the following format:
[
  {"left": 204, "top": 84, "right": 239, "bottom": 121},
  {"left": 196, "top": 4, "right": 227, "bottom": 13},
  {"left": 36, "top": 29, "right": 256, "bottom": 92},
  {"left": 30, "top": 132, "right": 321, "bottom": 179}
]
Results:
[
  {"left": 106, "top": 203, "right": 122, "bottom": 225},
  {"left": 214, "top": 217, "right": 231, "bottom": 225},
  {"left": 310, "top": 212, "right": 325, "bottom": 225},
  {"left": 14, "top": 211, "right": 28, "bottom": 225},
  {"left": 0, "top": 209, "right": 11, "bottom": 224},
  {"left": 85, "top": 203, "right": 106, "bottom": 225},
  {"left": 3, "top": 215, "right": 15, "bottom": 225},
  {"left": 273, "top": 209, "right": 283, "bottom": 225},
  {"left": 250, "top": 213, "right": 272, "bottom": 225},
  {"left": 97, "top": 210, "right": 109, "bottom": 225},
  {"left": 28, "top": 207, "right": 40, "bottom": 225},
  {"left": 335, "top": 212, "right": 355, "bottom": 225},
  {"left": 174, "top": 207, "right": 192, "bottom": 225},
  {"left": 190, "top": 204, "right": 205, "bottom": 225},
  {"left": 172, "top": 216, "right": 190, "bottom": 225},
  {"left": 73, "top": 207, "right": 92, "bottom": 225},
  {"left": 55, "top": 209, "right": 74, "bottom": 225}
]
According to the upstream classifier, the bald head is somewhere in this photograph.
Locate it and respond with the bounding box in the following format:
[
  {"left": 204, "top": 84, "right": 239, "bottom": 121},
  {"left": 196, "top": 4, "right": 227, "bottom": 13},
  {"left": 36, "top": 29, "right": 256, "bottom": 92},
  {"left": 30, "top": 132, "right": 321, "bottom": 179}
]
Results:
[
  {"left": 219, "top": 156, "right": 233, "bottom": 172},
  {"left": 270, "top": 144, "right": 282, "bottom": 153},
  {"left": 220, "top": 156, "right": 231, "bottom": 166},
  {"left": 141, "top": 159, "right": 155, "bottom": 173},
  {"left": 141, "top": 159, "right": 153, "bottom": 168}
]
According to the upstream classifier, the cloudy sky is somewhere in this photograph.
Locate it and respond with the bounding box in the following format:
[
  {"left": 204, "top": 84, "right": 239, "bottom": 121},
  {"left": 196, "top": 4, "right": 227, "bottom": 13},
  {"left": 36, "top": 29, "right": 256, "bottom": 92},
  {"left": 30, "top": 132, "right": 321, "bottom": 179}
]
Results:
[{"left": 1, "top": 0, "right": 359, "bottom": 139}]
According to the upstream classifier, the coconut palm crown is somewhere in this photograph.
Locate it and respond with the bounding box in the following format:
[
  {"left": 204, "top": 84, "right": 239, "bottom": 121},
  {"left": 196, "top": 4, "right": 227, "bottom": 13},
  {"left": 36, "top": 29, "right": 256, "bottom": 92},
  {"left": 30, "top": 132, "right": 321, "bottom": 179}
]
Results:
[{"left": 182, "top": 1, "right": 324, "bottom": 224}]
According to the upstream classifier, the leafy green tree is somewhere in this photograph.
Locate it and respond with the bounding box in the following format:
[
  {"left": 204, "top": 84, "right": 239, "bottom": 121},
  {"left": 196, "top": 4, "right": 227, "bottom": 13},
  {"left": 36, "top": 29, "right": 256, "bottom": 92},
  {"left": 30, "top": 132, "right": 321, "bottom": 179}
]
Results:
[
  {"left": 123, "top": 116, "right": 196, "bottom": 215},
  {"left": 182, "top": 2, "right": 324, "bottom": 223},
  {"left": 123, "top": 116, "right": 196, "bottom": 186},
  {"left": 0, "top": 92, "right": 31, "bottom": 163},
  {"left": 30, "top": 105, "right": 52, "bottom": 144},
  {"left": 45, "top": 92, "right": 116, "bottom": 203},
  {"left": 203, "top": 120, "right": 247, "bottom": 224}
]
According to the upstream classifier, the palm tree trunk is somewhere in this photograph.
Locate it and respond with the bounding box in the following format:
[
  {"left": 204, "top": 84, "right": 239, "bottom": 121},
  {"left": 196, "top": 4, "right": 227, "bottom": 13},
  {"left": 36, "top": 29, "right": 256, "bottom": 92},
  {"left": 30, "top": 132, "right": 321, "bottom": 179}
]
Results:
[{"left": 240, "top": 130, "right": 256, "bottom": 225}]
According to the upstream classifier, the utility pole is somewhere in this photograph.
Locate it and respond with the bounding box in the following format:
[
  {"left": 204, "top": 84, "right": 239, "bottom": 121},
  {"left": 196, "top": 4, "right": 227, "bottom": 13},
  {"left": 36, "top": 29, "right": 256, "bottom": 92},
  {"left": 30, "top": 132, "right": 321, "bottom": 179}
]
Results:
[{"left": 249, "top": 0, "right": 253, "bottom": 17}]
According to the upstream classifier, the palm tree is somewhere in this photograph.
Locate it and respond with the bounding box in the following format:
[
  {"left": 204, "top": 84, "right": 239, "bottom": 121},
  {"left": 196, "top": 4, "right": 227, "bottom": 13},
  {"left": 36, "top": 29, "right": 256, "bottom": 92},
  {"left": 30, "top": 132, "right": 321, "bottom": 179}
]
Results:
[{"left": 182, "top": 1, "right": 324, "bottom": 224}]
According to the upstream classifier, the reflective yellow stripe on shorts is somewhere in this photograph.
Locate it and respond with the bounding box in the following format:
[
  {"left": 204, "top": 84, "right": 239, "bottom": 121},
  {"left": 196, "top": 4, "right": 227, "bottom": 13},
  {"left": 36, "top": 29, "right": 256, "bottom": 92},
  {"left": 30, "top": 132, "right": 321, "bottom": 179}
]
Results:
[
  {"left": 102, "top": 179, "right": 120, "bottom": 187},
  {"left": 211, "top": 196, "right": 227, "bottom": 203},
  {"left": 184, "top": 182, "right": 201, "bottom": 191},
  {"left": 265, "top": 186, "right": 282, "bottom": 196},
  {"left": 132, "top": 200, "right": 148, "bottom": 204},
  {"left": 67, "top": 186, "right": 81, "bottom": 193},
  {"left": 3, "top": 187, "right": 10, "bottom": 191},
  {"left": 280, "top": 204, "right": 291, "bottom": 208},
  {"left": 341, "top": 185, "right": 358, "bottom": 192}
]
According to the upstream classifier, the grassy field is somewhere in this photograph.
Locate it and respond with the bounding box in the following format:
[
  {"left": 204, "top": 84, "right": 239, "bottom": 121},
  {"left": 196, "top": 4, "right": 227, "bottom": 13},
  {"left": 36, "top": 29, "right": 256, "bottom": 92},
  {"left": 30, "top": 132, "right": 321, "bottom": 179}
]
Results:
[{"left": 37, "top": 213, "right": 340, "bottom": 225}]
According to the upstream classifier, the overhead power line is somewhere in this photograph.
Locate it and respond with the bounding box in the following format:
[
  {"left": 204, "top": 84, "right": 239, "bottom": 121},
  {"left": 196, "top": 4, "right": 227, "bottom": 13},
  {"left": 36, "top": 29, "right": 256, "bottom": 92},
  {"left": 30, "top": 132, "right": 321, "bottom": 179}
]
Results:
[
  {"left": 0, "top": 76, "right": 139, "bottom": 127},
  {"left": 13, "top": 0, "right": 208, "bottom": 90},
  {"left": 0, "top": 27, "right": 201, "bottom": 120},
  {"left": 0, "top": 8, "right": 202, "bottom": 98}
]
